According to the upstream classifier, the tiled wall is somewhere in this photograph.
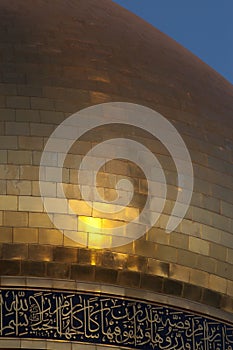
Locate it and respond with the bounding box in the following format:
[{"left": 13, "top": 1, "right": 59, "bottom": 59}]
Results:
[{"left": 0, "top": 0, "right": 232, "bottom": 315}]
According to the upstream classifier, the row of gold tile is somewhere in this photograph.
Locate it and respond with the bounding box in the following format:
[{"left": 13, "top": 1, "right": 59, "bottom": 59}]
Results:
[
  {"left": 0, "top": 255, "right": 232, "bottom": 312},
  {"left": 0, "top": 193, "right": 232, "bottom": 231},
  {"left": 0, "top": 208, "right": 232, "bottom": 255},
  {"left": 0, "top": 145, "right": 232, "bottom": 187},
  {"left": 0, "top": 107, "right": 232, "bottom": 165},
  {"left": 0, "top": 242, "right": 232, "bottom": 296}
]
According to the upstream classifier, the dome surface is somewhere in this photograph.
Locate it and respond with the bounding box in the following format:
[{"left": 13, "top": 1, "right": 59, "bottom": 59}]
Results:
[{"left": 0, "top": 0, "right": 233, "bottom": 348}]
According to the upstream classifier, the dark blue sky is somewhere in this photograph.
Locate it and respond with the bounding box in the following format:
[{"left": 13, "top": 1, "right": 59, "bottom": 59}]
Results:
[{"left": 114, "top": 0, "right": 233, "bottom": 84}]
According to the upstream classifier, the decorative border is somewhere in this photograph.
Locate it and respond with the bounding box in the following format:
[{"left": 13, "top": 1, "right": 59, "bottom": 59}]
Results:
[
  {"left": 1, "top": 245, "right": 233, "bottom": 313},
  {"left": 0, "top": 287, "right": 233, "bottom": 349}
]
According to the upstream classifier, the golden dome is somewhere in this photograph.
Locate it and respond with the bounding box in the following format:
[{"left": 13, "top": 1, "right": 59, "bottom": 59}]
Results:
[{"left": 0, "top": 0, "right": 232, "bottom": 348}]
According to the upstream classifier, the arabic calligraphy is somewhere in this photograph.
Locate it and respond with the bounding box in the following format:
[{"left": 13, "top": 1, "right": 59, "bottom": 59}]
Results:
[{"left": 0, "top": 288, "right": 232, "bottom": 349}]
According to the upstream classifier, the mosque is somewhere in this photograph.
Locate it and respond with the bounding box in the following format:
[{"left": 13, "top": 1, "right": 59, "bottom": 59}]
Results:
[{"left": 0, "top": 0, "right": 232, "bottom": 349}]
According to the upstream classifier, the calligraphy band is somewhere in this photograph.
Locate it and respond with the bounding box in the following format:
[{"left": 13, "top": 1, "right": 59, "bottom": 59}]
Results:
[{"left": 0, "top": 288, "right": 232, "bottom": 349}]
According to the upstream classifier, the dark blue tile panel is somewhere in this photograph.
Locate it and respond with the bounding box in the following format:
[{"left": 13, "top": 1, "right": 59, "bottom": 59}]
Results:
[{"left": 0, "top": 288, "right": 233, "bottom": 349}]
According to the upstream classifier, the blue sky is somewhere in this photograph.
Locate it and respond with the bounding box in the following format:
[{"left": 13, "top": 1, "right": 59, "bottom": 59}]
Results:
[{"left": 113, "top": 0, "right": 233, "bottom": 84}]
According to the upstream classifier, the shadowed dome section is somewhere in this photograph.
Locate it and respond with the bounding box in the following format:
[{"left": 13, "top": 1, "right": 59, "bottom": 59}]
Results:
[
  {"left": 0, "top": 0, "right": 232, "bottom": 123},
  {"left": 0, "top": 0, "right": 232, "bottom": 318}
]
